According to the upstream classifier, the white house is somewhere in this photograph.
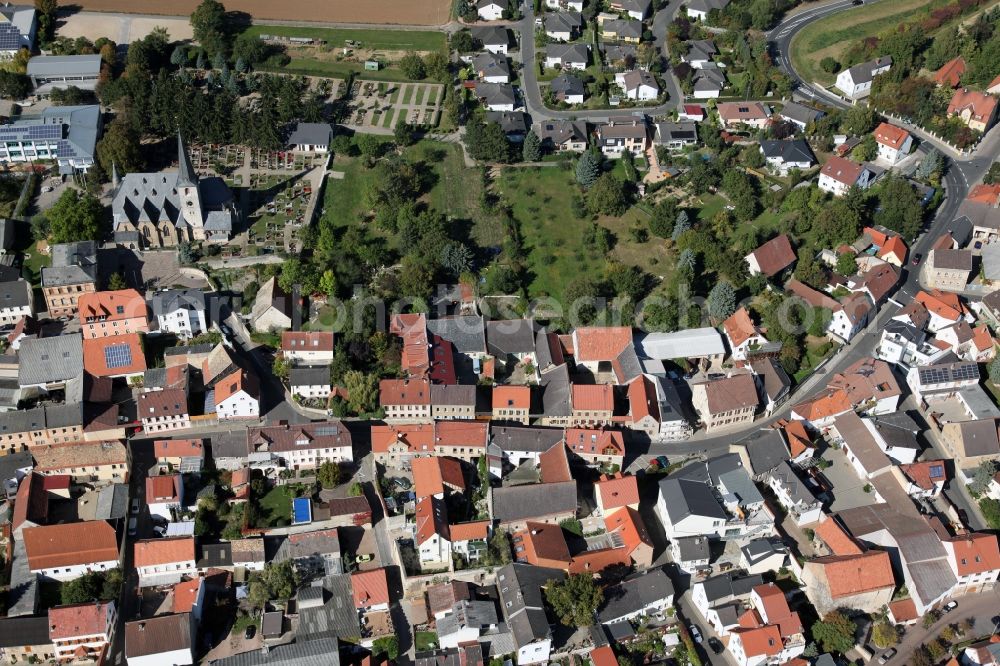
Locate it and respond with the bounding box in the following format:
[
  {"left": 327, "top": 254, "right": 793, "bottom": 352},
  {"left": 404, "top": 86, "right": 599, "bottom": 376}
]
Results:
[
  {"left": 134, "top": 537, "right": 197, "bottom": 588},
  {"left": 818, "top": 156, "right": 872, "bottom": 197},
  {"left": 759, "top": 139, "right": 815, "bottom": 176},
  {"left": 249, "top": 421, "right": 354, "bottom": 470},
  {"left": 22, "top": 522, "right": 119, "bottom": 582},
  {"left": 281, "top": 331, "right": 335, "bottom": 365},
  {"left": 138, "top": 389, "right": 191, "bottom": 434},
  {"left": 767, "top": 461, "right": 822, "bottom": 527},
  {"left": 289, "top": 366, "right": 332, "bottom": 400},
  {"left": 416, "top": 496, "right": 452, "bottom": 567},
  {"left": 616, "top": 70, "right": 659, "bottom": 101},
  {"left": 214, "top": 370, "right": 260, "bottom": 420},
  {"left": 286, "top": 122, "right": 333, "bottom": 153},
  {"left": 49, "top": 601, "right": 117, "bottom": 665},
  {"left": 150, "top": 289, "right": 207, "bottom": 339},
  {"left": 125, "top": 614, "right": 195, "bottom": 666},
  {"left": 686, "top": 0, "right": 730, "bottom": 21},
  {"left": 835, "top": 56, "right": 892, "bottom": 99},
  {"left": 596, "top": 568, "right": 674, "bottom": 625},
  {"left": 722, "top": 307, "right": 772, "bottom": 362},
  {"left": 145, "top": 474, "right": 184, "bottom": 522},
  {"left": 544, "top": 43, "right": 589, "bottom": 71},
  {"left": 874, "top": 122, "right": 913, "bottom": 166},
  {"left": 545, "top": 0, "right": 583, "bottom": 10},
  {"left": 476, "top": 0, "right": 508, "bottom": 20},
  {"left": 671, "top": 536, "right": 711, "bottom": 573},
  {"left": 942, "top": 533, "right": 1000, "bottom": 597},
  {"left": 438, "top": 600, "right": 499, "bottom": 649},
  {"left": 0, "top": 280, "right": 32, "bottom": 327}
]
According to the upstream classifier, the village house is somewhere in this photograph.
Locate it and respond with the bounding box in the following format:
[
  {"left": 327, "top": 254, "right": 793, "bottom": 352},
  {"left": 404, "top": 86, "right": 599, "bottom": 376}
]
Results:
[
  {"left": 41, "top": 241, "right": 98, "bottom": 319},
  {"left": 947, "top": 88, "right": 998, "bottom": 132},
  {"left": 146, "top": 473, "right": 183, "bottom": 521},
  {"left": 595, "top": 117, "right": 648, "bottom": 158},
  {"left": 138, "top": 388, "right": 191, "bottom": 434},
  {"left": 716, "top": 102, "right": 770, "bottom": 129},
  {"left": 493, "top": 385, "right": 531, "bottom": 424},
  {"left": 151, "top": 289, "right": 208, "bottom": 339},
  {"left": 691, "top": 373, "right": 759, "bottom": 432},
  {"left": 686, "top": 0, "right": 731, "bottom": 20},
  {"left": 476, "top": 0, "right": 507, "bottom": 20},
  {"left": 472, "top": 51, "right": 511, "bottom": 83},
  {"left": 834, "top": 56, "right": 892, "bottom": 99},
  {"left": 873, "top": 122, "right": 913, "bottom": 165},
  {"left": 615, "top": 70, "right": 659, "bottom": 101},
  {"left": 550, "top": 73, "right": 586, "bottom": 105},
  {"left": 534, "top": 120, "right": 588, "bottom": 152},
  {"left": 372, "top": 421, "right": 488, "bottom": 464},
  {"left": 745, "top": 234, "right": 796, "bottom": 277},
  {"left": 247, "top": 421, "right": 354, "bottom": 470},
  {"left": 544, "top": 11, "right": 583, "bottom": 41},
  {"left": 124, "top": 613, "right": 194, "bottom": 666},
  {"left": 818, "top": 156, "right": 872, "bottom": 197},
  {"left": 251, "top": 277, "right": 294, "bottom": 333},
  {"left": 281, "top": 331, "right": 335, "bottom": 365},
  {"left": 134, "top": 537, "right": 197, "bottom": 587},
  {"left": 212, "top": 369, "right": 260, "bottom": 421},
  {"left": 544, "top": 43, "right": 589, "bottom": 70},
  {"left": 78, "top": 289, "right": 149, "bottom": 339},
  {"left": 933, "top": 56, "right": 966, "bottom": 88},
  {"left": 759, "top": 139, "right": 815, "bottom": 175},
  {"left": 48, "top": 601, "right": 117, "bottom": 664},
  {"left": 722, "top": 307, "right": 777, "bottom": 362},
  {"left": 23, "top": 521, "right": 119, "bottom": 581}
]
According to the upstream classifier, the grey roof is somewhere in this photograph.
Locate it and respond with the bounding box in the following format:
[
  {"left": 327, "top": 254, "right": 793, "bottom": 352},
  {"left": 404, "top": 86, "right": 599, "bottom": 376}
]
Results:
[
  {"left": 743, "top": 429, "right": 790, "bottom": 476},
  {"left": 430, "top": 383, "right": 476, "bottom": 407},
  {"left": 615, "top": 0, "right": 651, "bottom": 13},
  {"left": 41, "top": 241, "right": 97, "bottom": 287},
  {"left": 534, "top": 119, "right": 587, "bottom": 146},
  {"left": 550, "top": 73, "right": 586, "bottom": 96},
  {"left": 676, "top": 453, "right": 764, "bottom": 506},
  {"left": 932, "top": 248, "right": 972, "bottom": 271},
  {"left": 164, "top": 343, "right": 214, "bottom": 357},
  {"left": 261, "top": 610, "right": 283, "bottom": 637},
  {"left": 209, "top": 637, "right": 341, "bottom": 666},
  {"left": 297, "top": 576, "right": 360, "bottom": 641},
  {"left": 618, "top": 69, "right": 659, "bottom": 93},
  {"left": 427, "top": 315, "right": 487, "bottom": 353},
  {"left": 473, "top": 51, "right": 511, "bottom": 79},
  {"left": 741, "top": 537, "right": 785, "bottom": 564},
  {"left": 779, "top": 101, "right": 823, "bottom": 127},
  {"left": 0, "top": 105, "right": 100, "bottom": 167},
  {"left": 496, "top": 563, "right": 565, "bottom": 648},
  {"left": 539, "top": 364, "right": 571, "bottom": 417},
  {"left": 491, "top": 424, "right": 564, "bottom": 453},
  {"left": 472, "top": 26, "right": 509, "bottom": 46},
  {"left": 602, "top": 18, "right": 642, "bottom": 38},
  {"left": 17, "top": 335, "right": 83, "bottom": 386},
  {"left": 638, "top": 328, "right": 725, "bottom": 359},
  {"left": 197, "top": 542, "right": 233, "bottom": 569},
  {"left": 286, "top": 122, "right": 333, "bottom": 147},
  {"left": 869, "top": 415, "right": 920, "bottom": 453},
  {"left": 437, "top": 599, "right": 499, "bottom": 638},
  {"left": 760, "top": 138, "right": 815, "bottom": 164},
  {"left": 655, "top": 377, "right": 692, "bottom": 425},
  {"left": 0, "top": 280, "right": 31, "bottom": 309},
  {"left": 0, "top": 615, "right": 51, "bottom": 648},
  {"left": 487, "top": 319, "right": 537, "bottom": 356},
  {"left": 750, "top": 357, "right": 791, "bottom": 402},
  {"left": 694, "top": 67, "right": 726, "bottom": 89},
  {"left": 27, "top": 54, "right": 102, "bottom": 77},
  {"left": 95, "top": 483, "right": 129, "bottom": 520},
  {"left": 271, "top": 529, "right": 341, "bottom": 562},
  {"left": 655, "top": 122, "right": 697, "bottom": 144},
  {"left": 150, "top": 289, "right": 206, "bottom": 317},
  {"left": 685, "top": 39, "right": 716, "bottom": 62},
  {"left": 289, "top": 366, "right": 331, "bottom": 387},
  {"left": 545, "top": 11, "right": 583, "bottom": 33},
  {"left": 601, "top": 43, "right": 637, "bottom": 63},
  {"left": 486, "top": 111, "right": 529, "bottom": 136},
  {"left": 0, "top": 449, "right": 31, "bottom": 487},
  {"left": 605, "top": 620, "right": 635, "bottom": 641},
  {"left": 597, "top": 567, "right": 674, "bottom": 623},
  {"left": 143, "top": 368, "right": 167, "bottom": 389},
  {"left": 687, "top": 0, "right": 730, "bottom": 12},
  {"left": 699, "top": 571, "right": 764, "bottom": 604},
  {"left": 674, "top": 535, "right": 710, "bottom": 562},
  {"left": 477, "top": 0, "right": 509, "bottom": 7},
  {"left": 844, "top": 56, "right": 892, "bottom": 85},
  {"left": 768, "top": 461, "right": 817, "bottom": 506},
  {"left": 545, "top": 43, "right": 589, "bottom": 64},
  {"left": 658, "top": 477, "right": 726, "bottom": 523},
  {"left": 491, "top": 480, "right": 576, "bottom": 522},
  {"left": 209, "top": 430, "right": 251, "bottom": 460}
]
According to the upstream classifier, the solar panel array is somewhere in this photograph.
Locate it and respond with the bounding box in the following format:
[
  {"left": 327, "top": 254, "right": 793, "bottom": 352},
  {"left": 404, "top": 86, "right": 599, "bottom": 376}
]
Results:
[
  {"left": 0, "top": 25, "right": 21, "bottom": 52},
  {"left": 315, "top": 426, "right": 341, "bottom": 437},
  {"left": 104, "top": 343, "right": 133, "bottom": 370},
  {"left": 28, "top": 124, "right": 62, "bottom": 140},
  {"left": 917, "top": 363, "right": 979, "bottom": 385}
]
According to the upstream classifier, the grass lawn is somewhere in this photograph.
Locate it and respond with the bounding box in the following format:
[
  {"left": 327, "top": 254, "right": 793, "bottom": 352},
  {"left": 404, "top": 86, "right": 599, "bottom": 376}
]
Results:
[
  {"left": 415, "top": 631, "right": 439, "bottom": 651},
  {"left": 257, "top": 485, "right": 294, "bottom": 527},
  {"left": 790, "top": 0, "right": 944, "bottom": 86},
  {"left": 242, "top": 25, "right": 447, "bottom": 51},
  {"left": 402, "top": 84, "right": 415, "bottom": 104},
  {"left": 263, "top": 58, "right": 416, "bottom": 82},
  {"left": 23, "top": 240, "right": 50, "bottom": 285}
]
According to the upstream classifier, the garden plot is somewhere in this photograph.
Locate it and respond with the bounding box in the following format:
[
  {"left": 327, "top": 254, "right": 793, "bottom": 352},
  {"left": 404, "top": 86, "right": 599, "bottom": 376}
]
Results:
[{"left": 347, "top": 79, "right": 443, "bottom": 131}]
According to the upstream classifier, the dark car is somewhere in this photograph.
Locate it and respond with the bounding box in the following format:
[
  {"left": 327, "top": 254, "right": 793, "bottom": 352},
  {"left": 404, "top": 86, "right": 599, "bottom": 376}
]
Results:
[
  {"left": 245, "top": 625, "right": 256, "bottom": 640},
  {"left": 852, "top": 0, "right": 863, "bottom": 4},
  {"left": 708, "top": 637, "right": 724, "bottom": 654},
  {"left": 912, "top": 253, "right": 922, "bottom": 265}
]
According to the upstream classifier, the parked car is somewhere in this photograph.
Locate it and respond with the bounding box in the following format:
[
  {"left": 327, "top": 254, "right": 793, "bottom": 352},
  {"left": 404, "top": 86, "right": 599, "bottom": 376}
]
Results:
[
  {"left": 690, "top": 625, "right": 703, "bottom": 644},
  {"left": 128, "top": 517, "right": 137, "bottom": 536},
  {"left": 221, "top": 324, "right": 233, "bottom": 337},
  {"left": 911, "top": 253, "right": 922, "bottom": 265},
  {"left": 355, "top": 553, "right": 373, "bottom": 563},
  {"left": 708, "top": 637, "right": 724, "bottom": 654},
  {"left": 131, "top": 499, "right": 140, "bottom": 514},
  {"left": 245, "top": 625, "right": 256, "bottom": 640},
  {"left": 944, "top": 600, "right": 958, "bottom": 612},
  {"left": 878, "top": 648, "right": 897, "bottom": 664},
  {"left": 153, "top": 524, "right": 167, "bottom": 537}
]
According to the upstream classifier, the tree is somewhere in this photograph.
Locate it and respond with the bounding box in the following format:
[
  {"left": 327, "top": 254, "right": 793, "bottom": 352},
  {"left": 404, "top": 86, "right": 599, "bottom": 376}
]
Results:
[
  {"left": 811, "top": 611, "right": 857, "bottom": 654},
  {"left": 971, "top": 459, "right": 1000, "bottom": 495},
  {"left": 465, "top": 118, "right": 513, "bottom": 163},
  {"left": 522, "top": 130, "right": 541, "bottom": 162},
  {"left": 97, "top": 112, "right": 144, "bottom": 175},
  {"left": 576, "top": 149, "right": 602, "bottom": 188},
  {"left": 852, "top": 134, "right": 877, "bottom": 162},
  {"left": 648, "top": 197, "right": 677, "bottom": 238},
  {"left": 820, "top": 56, "right": 839, "bottom": 73},
  {"left": 673, "top": 210, "right": 690, "bottom": 241},
  {"left": 841, "top": 104, "right": 877, "bottom": 135},
  {"left": 450, "top": 29, "right": 476, "bottom": 53},
  {"left": 423, "top": 51, "right": 450, "bottom": 82},
  {"left": 272, "top": 355, "right": 289, "bottom": 380},
  {"left": 441, "top": 242, "right": 473, "bottom": 277},
  {"left": 170, "top": 45, "right": 187, "bottom": 66},
  {"left": 35, "top": 0, "right": 58, "bottom": 43},
  {"left": 911, "top": 645, "right": 933, "bottom": 666},
  {"left": 190, "top": 0, "right": 228, "bottom": 56},
  {"left": 399, "top": 52, "right": 426, "bottom": 80},
  {"left": 394, "top": 121, "right": 416, "bottom": 147},
  {"left": 343, "top": 370, "right": 378, "bottom": 415},
  {"left": 707, "top": 281, "right": 736, "bottom": 322},
  {"left": 47, "top": 189, "right": 103, "bottom": 243},
  {"left": 0, "top": 70, "right": 30, "bottom": 99},
  {"left": 985, "top": 162, "right": 1000, "bottom": 185},
  {"left": 835, "top": 251, "right": 857, "bottom": 276},
  {"left": 544, "top": 573, "right": 604, "bottom": 627},
  {"left": 61, "top": 571, "right": 102, "bottom": 604},
  {"left": 372, "top": 636, "right": 400, "bottom": 660},
  {"left": 317, "top": 461, "right": 342, "bottom": 489},
  {"left": 991, "top": 357, "right": 1000, "bottom": 384},
  {"left": 30, "top": 213, "right": 49, "bottom": 241},
  {"left": 107, "top": 272, "right": 127, "bottom": 290},
  {"left": 483, "top": 529, "right": 512, "bottom": 565},
  {"left": 807, "top": 307, "right": 832, "bottom": 337},
  {"left": 871, "top": 619, "right": 899, "bottom": 649},
  {"left": 248, "top": 561, "right": 299, "bottom": 608},
  {"left": 586, "top": 173, "right": 629, "bottom": 216},
  {"left": 874, "top": 175, "right": 923, "bottom": 239},
  {"left": 357, "top": 133, "right": 383, "bottom": 159},
  {"left": 917, "top": 147, "right": 942, "bottom": 181}
]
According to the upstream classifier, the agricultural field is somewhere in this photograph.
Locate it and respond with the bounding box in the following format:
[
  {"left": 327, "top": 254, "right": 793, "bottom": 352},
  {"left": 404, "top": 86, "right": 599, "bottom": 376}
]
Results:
[
  {"left": 790, "top": 0, "right": 942, "bottom": 86},
  {"left": 65, "top": 0, "right": 451, "bottom": 26}
]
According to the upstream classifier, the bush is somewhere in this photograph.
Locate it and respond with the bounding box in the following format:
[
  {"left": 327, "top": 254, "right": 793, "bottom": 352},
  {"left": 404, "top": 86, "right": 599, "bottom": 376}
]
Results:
[{"left": 820, "top": 57, "right": 839, "bottom": 73}]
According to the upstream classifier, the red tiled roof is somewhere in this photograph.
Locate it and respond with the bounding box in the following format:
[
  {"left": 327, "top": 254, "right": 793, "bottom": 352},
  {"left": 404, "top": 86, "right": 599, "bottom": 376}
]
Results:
[
  {"left": 899, "top": 460, "right": 947, "bottom": 490},
  {"left": 281, "top": 331, "right": 334, "bottom": 353},
  {"left": 571, "top": 384, "right": 614, "bottom": 412},
  {"left": 138, "top": 388, "right": 188, "bottom": 419},
  {"left": 48, "top": 601, "right": 113, "bottom": 640},
  {"left": 214, "top": 369, "right": 258, "bottom": 403},
  {"left": 352, "top": 568, "right": 390, "bottom": 608},
  {"left": 948, "top": 88, "right": 998, "bottom": 123},
  {"left": 172, "top": 578, "right": 202, "bottom": 613},
  {"left": 379, "top": 378, "right": 431, "bottom": 406},
  {"left": 917, "top": 289, "right": 965, "bottom": 321},
  {"left": 133, "top": 537, "right": 195, "bottom": 568},
  {"left": 815, "top": 515, "right": 863, "bottom": 556},
  {"left": 82, "top": 333, "right": 146, "bottom": 377},
  {"left": 493, "top": 385, "right": 531, "bottom": 410},
  {"left": 449, "top": 520, "right": 490, "bottom": 542},
  {"left": 539, "top": 442, "right": 572, "bottom": 483},
  {"left": 154, "top": 438, "right": 204, "bottom": 459},
  {"left": 682, "top": 104, "right": 705, "bottom": 117},
  {"left": 596, "top": 473, "right": 639, "bottom": 510},
  {"left": 412, "top": 456, "right": 466, "bottom": 499},
  {"left": 945, "top": 533, "right": 1000, "bottom": 576},
  {"left": 933, "top": 57, "right": 966, "bottom": 88},
  {"left": 782, "top": 420, "right": 812, "bottom": 458},
  {"left": 968, "top": 183, "right": 1000, "bottom": 205},
  {"left": 874, "top": 122, "right": 910, "bottom": 149},
  {"left": 565, "top": 428, "right": 625, "bottom": 458},
  {"left": 818, "top": 550, "right": 895, "bottom": 598},
  {"left": 572, "top": 326, "right": 633, "bottom": 362},
  {"left": 514, "top": 521, "right": 571, "bottom": 566},
  {"left": 23, "top": 521, "right": 118, "bottom": 571},
  {"left": 733, "top": 625, "right": 783, "bottom": 658},
  {"left": 700, "top": 374, "right": 759, "bottom": 414},
  {"left": 723, "top": 307, "right": 761, "bottom": 348},
  {"left": 749, "top": 234, "right": 796, "bottom": 277},
  {"left": 145, "top": 474, "right": 181, "bottom": 502},
  {"left": 77, "top": 289, "right": 146, "bottom": 326},
  {"left": 604, "top": 506, "right": 652, "bottom": 555},
  {"left": 415, "top": 495, "right": 449, "bottom": 545},
  {"left": 627, "top": 375, "right": 658, "bottom": 423},
  {"left": 590, "top": 646, "right": 618, "bottom": 666},
  {"left": 888, "top": 597, "right": 918, "bottom": 623},
  {"left": 821, "top": 156, "right": 864, "bottom": 186},
  {"left": 791, "top": 388, "right": 851, "bottom": 422},
  {"left": 12, "top": 472, "right": 48, "bottom": 533},
  {"left": 973, "top": 325, "right": 994, "bottom": 352},
  {"left": 717, "top": 101, "right": 769, "bottom": 122},
  {"left": 753, "top": 583, "right": 802, "bottom": 637},
  {"left": 879, "top": 235, "right": 908, "bottom": 263}
]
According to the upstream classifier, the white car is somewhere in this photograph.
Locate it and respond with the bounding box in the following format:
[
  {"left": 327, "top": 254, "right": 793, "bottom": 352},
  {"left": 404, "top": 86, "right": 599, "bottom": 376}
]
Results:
[
  {"left": 690, "top": 625, "right": 703, "bottom": 644},
  {"left": 944, "top": 600, "right": 958, "bottom": 612},
  {"left": 153, "top": 524, "right": 168, "bottom": 537}
]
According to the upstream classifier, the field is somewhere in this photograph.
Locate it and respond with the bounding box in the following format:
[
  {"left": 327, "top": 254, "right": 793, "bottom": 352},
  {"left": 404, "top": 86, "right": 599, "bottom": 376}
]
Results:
[
  {"left": 63, "top": 0, "right": 452, "bottom": 25},
  {"left": 790, "top": 0, "right": 940, "bottom": 86},
  {"left": 242, "top": 25, "right": 447, "bottom": 51}
]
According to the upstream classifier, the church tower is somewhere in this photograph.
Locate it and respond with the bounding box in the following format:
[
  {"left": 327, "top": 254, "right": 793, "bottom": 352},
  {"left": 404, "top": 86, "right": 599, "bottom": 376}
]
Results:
[{"left": 176, "top": 132, "right": 205, "bottom": 238}]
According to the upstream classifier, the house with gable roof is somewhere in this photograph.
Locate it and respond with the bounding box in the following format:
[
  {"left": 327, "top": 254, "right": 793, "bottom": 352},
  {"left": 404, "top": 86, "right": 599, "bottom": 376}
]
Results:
[
  {"left": 834, "top": 56, "right": 891, "bottom": 99},
  {"left": 745, "top": 234, "right": 796, "bottom": 278},
  {"left": 873, "top": 122, "right": 913, "bottom": 165},
  {"left": 818, "top": 155, "right": 873, "bottom": 196},
  {"left": 722, "top": 307, "right": 779, "bottom": 362},
  {"left": 690, "top": 373, "right": 759, "bottom": 432}
]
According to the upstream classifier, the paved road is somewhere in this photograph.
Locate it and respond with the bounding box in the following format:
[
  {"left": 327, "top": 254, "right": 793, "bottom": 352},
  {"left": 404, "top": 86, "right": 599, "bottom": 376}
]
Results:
[
  {"left": 882, "top": 588, "right": 1000, "bottom": 665},
  {"left": 515, "top": 0, "right": 683, "bottom": 121}
]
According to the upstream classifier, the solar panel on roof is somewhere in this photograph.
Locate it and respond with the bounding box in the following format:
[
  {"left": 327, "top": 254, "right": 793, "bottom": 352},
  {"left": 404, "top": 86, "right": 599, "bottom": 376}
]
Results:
[
  {"left": 104, "top": 343, "right": 133, "bottom": 369},
  {"left": 315, "top": 426, "right": 340, "bottom": 436}
]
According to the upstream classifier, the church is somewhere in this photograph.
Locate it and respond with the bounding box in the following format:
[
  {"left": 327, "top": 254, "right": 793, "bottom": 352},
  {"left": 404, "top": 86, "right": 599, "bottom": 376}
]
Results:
[{"left": 111, "top": 134, "right": 237, "bottom": 249}]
